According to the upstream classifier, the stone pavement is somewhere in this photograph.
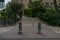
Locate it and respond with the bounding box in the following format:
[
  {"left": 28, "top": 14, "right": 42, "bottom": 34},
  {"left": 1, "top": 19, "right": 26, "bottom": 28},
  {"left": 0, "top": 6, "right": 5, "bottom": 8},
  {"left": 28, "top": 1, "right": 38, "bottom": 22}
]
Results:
[{"left": 0, "top": 16, "right": 60, "bottom": 38}]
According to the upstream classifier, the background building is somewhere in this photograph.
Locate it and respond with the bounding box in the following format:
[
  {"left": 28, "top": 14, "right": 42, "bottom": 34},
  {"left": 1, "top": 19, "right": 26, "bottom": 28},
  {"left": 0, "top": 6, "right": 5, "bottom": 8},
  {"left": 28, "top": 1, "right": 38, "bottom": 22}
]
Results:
[
  {"left": 43, "top": 0, "right": 60, "bottom": 7},
  {"left": 0, "top": 0, "right": 11, "bottom": 10}
]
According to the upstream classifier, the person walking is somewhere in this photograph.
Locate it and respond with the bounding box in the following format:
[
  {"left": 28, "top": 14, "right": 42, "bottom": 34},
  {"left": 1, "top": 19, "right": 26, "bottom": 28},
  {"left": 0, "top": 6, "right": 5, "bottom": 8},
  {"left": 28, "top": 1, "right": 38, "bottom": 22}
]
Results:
[
  {"left": 18, "top": 10, "right": 23, "bottom": 35},
  {"left": 18, "top": 10, "right": 23, "bottom": 22}
]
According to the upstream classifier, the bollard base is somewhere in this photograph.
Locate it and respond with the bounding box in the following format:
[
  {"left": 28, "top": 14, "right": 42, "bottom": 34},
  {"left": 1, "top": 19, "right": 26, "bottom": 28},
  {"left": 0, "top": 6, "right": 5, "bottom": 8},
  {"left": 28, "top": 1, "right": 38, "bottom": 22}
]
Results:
[
  {"left": 37, "top": 32, "right": 42, "bottom": 35},
  {"left": 18, "top": 32, "right": 22, "bottom": 35}
]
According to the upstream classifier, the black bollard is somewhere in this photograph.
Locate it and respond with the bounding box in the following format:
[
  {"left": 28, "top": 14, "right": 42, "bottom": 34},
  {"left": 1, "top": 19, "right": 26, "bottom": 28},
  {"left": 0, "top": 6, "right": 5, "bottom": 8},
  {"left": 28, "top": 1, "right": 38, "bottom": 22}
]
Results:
[
  {"left": 18, "top": 23, "right": 22, "bottom": 35},
  {"left": 37, "top": 23, "right": 41, "bottom": 34}
]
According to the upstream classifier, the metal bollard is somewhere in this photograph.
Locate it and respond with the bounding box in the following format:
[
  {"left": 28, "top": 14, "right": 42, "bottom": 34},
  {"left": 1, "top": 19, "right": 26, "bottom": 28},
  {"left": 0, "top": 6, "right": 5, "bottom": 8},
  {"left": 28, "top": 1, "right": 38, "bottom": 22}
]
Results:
[
  {"left": 37, "top": 23, "right": 41, "bottom": 34},
  {"left": 18, "top": 23, "right": 22, "bottom": 35}
]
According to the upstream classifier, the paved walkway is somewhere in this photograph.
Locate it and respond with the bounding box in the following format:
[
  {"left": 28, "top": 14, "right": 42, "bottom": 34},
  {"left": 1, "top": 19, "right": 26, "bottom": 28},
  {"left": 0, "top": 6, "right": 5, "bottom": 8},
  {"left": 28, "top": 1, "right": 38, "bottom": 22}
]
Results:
[{"left": 0, "top": 16, "right": 60, "bottom": 38}]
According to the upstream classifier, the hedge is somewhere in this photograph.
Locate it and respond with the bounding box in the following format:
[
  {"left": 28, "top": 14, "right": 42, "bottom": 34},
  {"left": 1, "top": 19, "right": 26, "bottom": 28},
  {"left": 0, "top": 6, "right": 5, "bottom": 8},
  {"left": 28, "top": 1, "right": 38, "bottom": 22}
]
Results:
[
  {"left": 38, "top": 7, "right": 60, "bottom": 26},
  {"left": 24, "top": 8, "right": 37, "bottom": 18}
]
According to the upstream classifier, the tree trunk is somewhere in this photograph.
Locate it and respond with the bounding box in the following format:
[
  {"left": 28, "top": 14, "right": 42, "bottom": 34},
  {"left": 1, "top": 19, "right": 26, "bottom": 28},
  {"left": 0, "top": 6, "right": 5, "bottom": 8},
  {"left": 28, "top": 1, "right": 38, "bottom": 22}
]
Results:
[{"left": 53, "top": 0, "right": 58, "bottom": 12}]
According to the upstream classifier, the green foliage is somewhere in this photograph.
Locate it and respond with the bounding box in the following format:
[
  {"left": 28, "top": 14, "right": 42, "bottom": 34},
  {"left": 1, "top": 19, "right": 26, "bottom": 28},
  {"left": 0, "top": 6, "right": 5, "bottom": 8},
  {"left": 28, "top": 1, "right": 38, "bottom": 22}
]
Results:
[
  {"left": 6, "top": 2, "right": 22, "bottom": 13},
  {"left": 24, "top": 8, "right": 33, "bottom": 17},
  {"left": 5, "top": 2, "right": 22, "bottom": 19},
  {"left": 24, "top": 8, "right": 35, "bottom": 17},
  {"left": 24, "top": 8, "right": 38, "bottom": 18},
  {"left": 38, "top": 7, "right": 60, "bottom": 26},
  {"left": 4, "top": 2, "right": 22, "bottom": 24},
  {"left": 29, "top": 0, "right": 42, "bottom": 8},
  {"left": 24, "top": 0, "right": 46, "bottom": 18},
  {"left": 0, "top": 10, "right": 4, "bottom": 20},
  {"left": 0, "top": 10, "right": 3, "bottom": 14},
  {"left": 46, "top": 7, "right": 55, "bottom": 13}
]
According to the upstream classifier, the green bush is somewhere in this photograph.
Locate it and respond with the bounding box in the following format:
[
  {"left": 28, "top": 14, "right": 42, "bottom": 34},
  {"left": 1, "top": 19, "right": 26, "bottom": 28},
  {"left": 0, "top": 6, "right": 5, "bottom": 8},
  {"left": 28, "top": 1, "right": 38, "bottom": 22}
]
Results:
[
  {"left": 26, "top": 0, "right": 46, "bottom": 18},
  {"left": 0, "top": 10, "right": 3, "bottom": 14},
  {"left": 38, "top": 7, "right": 60, "bottom": 26},
  {"left": 0, "top": 10, "right": 4, "bottom": 20},
  {"left": 24, "top": 8, "right": 37, "bottom": 18},
  {"left": 24, "top": 7, "right": 46, "bottom": 18},
  {"left": 24, "top": 8, "right": 32, "bottom": 17},
  {"left": 5, "top": 2, "right": 22, "bottom": 23}
]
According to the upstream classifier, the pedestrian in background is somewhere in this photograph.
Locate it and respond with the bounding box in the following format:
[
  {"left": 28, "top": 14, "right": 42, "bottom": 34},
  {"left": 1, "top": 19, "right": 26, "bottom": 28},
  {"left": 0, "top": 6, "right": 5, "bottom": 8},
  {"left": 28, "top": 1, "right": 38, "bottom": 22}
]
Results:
[
  {"left": 18, "top": 10, "right": 23, "bottom": 22},
  {"left": 18, "top": 10, "right": 23, "bottom": 35}
]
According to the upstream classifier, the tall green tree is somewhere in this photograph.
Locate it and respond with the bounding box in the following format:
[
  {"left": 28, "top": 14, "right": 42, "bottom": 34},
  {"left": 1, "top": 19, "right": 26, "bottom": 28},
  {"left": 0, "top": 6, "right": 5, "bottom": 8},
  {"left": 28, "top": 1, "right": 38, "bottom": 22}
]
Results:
[
  {"left": 29, "top": 0, "right": 45, "bottom": 13},
  {"left": 5, "top": 2, "right": 22, "bottom": 24}
]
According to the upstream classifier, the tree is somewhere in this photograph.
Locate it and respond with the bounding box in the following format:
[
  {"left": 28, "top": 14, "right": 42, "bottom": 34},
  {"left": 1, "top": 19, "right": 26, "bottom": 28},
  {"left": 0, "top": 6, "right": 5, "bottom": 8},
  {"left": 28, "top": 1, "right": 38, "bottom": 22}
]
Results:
[
  {"left": 5, "top": 2, "right": 22, "bottom": 24},
  {"left": 26, "top": 0, "right": 46, "bottom": 17},
  {"left": 29, "top": 0, "right": 46, "bottom": 13}
]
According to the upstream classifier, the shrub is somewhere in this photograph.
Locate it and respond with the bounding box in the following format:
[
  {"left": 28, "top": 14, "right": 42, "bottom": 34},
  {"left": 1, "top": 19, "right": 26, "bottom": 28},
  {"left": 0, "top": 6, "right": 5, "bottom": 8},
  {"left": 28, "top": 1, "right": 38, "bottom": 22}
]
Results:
[
  {"left": 24, "top": 8, "right": 32, "bottom": 17},
  {"left": 24, "top": 7, "right": 46, "bottom": 18},
  {"left": 0, "top": 10, "right": 3, "bottom": 14},
  {"left": 5, "top": 2, "right": 22, "bottom": 24},
  {"left": 24, "top": 8, "right": 36, "bottom": 17},
  {"left": 0, "top": 10, "right": 4, "bottom": 20},
  {"left": 38, "top": 7, "right": 60, "bottom": 26},
  {"left": 27, "top": 0, "right": 46, "bottom": 18}
]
